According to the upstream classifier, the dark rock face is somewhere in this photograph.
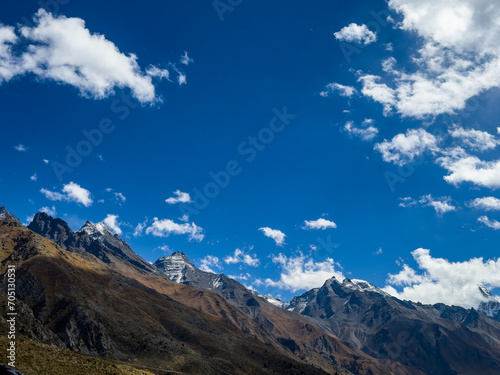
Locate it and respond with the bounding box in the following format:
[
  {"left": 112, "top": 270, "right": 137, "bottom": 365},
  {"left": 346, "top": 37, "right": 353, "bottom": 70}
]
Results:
[
  {"left": 285, "top": 277, "right": 500, "bottom": 375},
  {"left": 28, "top": 212, "right": 159, "bottom": 276}
]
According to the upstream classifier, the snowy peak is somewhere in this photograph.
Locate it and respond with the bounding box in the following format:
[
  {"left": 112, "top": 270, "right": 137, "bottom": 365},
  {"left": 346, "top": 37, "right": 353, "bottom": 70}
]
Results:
[
  {"left": 0, "top": 206, "right": 20, "bottom": 223},
  {"left": 342, "top": 278, "right": 390, "bottom": 296},
  {"left": 477, "top": 285, "right": 500, "bottom": 321},
  {"left": 478, "top": 284, "right": 494, "bottom": 299},
  {"left": 154, "top": 252, "right": 194, "bottom": 283},
  {"left": 77, "top": 220, "right": 113, "bottom": 239}
]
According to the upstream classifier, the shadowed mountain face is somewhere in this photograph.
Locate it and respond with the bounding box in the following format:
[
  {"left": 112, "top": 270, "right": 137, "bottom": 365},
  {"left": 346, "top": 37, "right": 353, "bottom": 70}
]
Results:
[{"left": 285, "top": 277, "right": 500, "bottom": 375}]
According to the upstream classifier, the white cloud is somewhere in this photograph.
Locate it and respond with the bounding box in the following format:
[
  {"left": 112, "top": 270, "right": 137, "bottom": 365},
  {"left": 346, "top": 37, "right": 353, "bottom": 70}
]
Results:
[
  {"left": 114, "top": 192, "right": 126, "bottom": 203},
  {"left": 178, "top": 214, "right": 189, "bottom": 222},
  {"left": 420, "top": 195, "right": 456, "bottom": 215},
  {"left": 319, "top": 82, "right": 356, "bottom": 98},
  {"left": 352, "top": 0, "right": 500, "bottom": 118},
  {"left": 40, "top": 182, "right": 93, "bottom": 207},
  {"left": 334, "top": 23, "right": 377, "bottom": 45},
  {"left": 133, "top": 219, "right": 148, "bottom": 237},
  {"left": 1, "top": 10, "right": 175, "bottom": 104},
  {"left": 357, "top": 75, "right": 396, "bottom": 115},
  {"left": 103, "top": 214, "right": 122, "bottom": 235},
  {"left": 265, "top": 253, "right": 344, "bottom": 292},
  {"left": 374, "top": 128, "right": 439, "bottom": 166},
  {"left": 13, "top": 144, "right": 28, "bottom": 152},
  {"left": 468, "top": 197, "right": 500, "bottom": 211},
  {"left": 180, "top": 51, "right": 194, "bottom": 66},
  {"left": 449, "top": 126, "right": 498, "bottom": 152},
  {"left": 30, "top": 173, "right": 37, "bottom": 181},
  {"left": 146, "top": 217, "right": 204, "bottom": 242},
  {"left": 399, "top": 196, "right": 417, "bottom": 208},
  {"left": 478, "top": 216, "right": 500, "bottom": 230},
  {"left": 400, "top": 195, "right": 456, "bottom": 215},
  {"left": 375, "top": 248, "right": 383, "bottom": 255},
  {"left": 43, "top": 159, "right": 49, "bottom": 164},
  {"left": 437, "top": 147, "right": 500, "bottom": 189},
  {"left": 0, "top": 25, "right": 22, "bottom": 82},
  {"left": 199, "top": 255, "right": 222, "bottom": 273},
  {"left": 39, "top": 205, "right": 56, "bottom": 216},
  {"left": 302, "top": 218, "right": 337, "bottom": 230},
  {"left": 223, "top": 248, "right": 260, "bottom": 267},
  {"left": 384, "top": 248, "right": 500, "bottom": 309},
  {"left": 259, "top": 227, "right": 286, "bottom": 246},
  {"left": 344, "top": 120, "right": 378, "bottom": 141},
  {"left": 165, "top": 190, "right": 192, "bottom": 204}
]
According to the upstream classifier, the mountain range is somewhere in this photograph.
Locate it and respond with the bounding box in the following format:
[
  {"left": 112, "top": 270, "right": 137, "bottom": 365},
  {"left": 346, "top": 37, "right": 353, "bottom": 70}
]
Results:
[{"left": 1, "top": 206, "right": 500, "bottom": 374}]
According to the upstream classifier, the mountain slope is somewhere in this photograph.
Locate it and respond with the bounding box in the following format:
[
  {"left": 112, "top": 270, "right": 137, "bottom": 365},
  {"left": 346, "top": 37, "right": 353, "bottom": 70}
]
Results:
[
  {"left": 286, "top": 276, "right": 500, "bottom": 375},
  {"left": 0, "top": 217, "right": 332, "bottom": 375},
  {"left": 155, "top": 252, "right": 414, "bottom": 374},
  {"left": 27, "top": 212, "right": 160, "bottom": 277}
]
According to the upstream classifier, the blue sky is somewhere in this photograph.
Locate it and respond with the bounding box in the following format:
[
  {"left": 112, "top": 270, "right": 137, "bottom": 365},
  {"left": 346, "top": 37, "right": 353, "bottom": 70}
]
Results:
[{"left": 1, "top": 0, "right": 500, "bottom": 305}]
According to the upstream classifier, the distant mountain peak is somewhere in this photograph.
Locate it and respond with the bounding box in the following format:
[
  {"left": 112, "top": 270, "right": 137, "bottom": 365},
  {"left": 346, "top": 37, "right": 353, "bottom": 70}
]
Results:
[
  {"left": 77, "top": 220, "right": 113, "bottom": 238},
  {"left": 0, "top": 206, "right": 21, "bottom": 224},
  {"left": 342, "top": 278, "right": 391, "bottom": 296},
  {"left": 155, "top": 252, "right": 195, "bottom": 283},
  {"left": 478, "top": 284, "right": 494, "bottom": 299}
]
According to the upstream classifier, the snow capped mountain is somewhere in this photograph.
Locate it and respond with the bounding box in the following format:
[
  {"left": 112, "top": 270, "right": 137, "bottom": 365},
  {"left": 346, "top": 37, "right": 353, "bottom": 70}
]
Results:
[
  {"left": 477, "top": 284, "right": 500, "bottom": 322},
  {"left": 343, "top": 278, "right": 391, "bottom": 296},
  {"left": 77, "top": 220, "right": 114, "bottom": 239},
  {"left": 154, "top": 252, "right": 195, "bottom": 283}
]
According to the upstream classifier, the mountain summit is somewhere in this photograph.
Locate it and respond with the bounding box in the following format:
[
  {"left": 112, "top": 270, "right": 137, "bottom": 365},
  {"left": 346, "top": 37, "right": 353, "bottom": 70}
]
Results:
[
  {"left": 0, "top": 206, "right": 21, "bottom": 224},
  {"left": 28, "top": 212, "right": 159, "bottom": 276}
]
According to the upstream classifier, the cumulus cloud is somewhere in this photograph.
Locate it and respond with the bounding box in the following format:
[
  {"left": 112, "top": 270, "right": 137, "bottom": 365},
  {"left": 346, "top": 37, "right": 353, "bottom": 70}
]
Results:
[
  {"left": 199, "top": 255, "right": 222, "bottom": 273},
  {"left": 344, "top": 120, "right": 378, "bottom": 141},
  {"left": 478, "top": 216, "right": 500, "bottom": 230},
  {"left": 165, "top": 190, "right": 192, "bottom": 204},
  {"left": 103, "top": 214, "right": 122, "bottom": 235},
  {"left": 449, "top": 126, "right": 498, "bottom": 152},
  {"left": 384, "top": 248, "right": 500, "bottom": 309},
  {"left": 399, "top": 196, "right": 418, "bottom": 208},
  {"left": 223, "top": 248, "right": 260, "bottom": 267},
  {"left": 437, "top": 147, "right": 500, "bottom": 189},
  {"left": 352, "top": 0, "right": 500, "bottom": 118},
  {"left": 468, "top": 197, "right": 500, "bottom": 211},
  {"left": 40, "top": 182, "right": 93, "bottom": 207},
  {"left": 334, "top": 23, "right": 377, "bottom": 45},
  {"left": 259, "top": 227, "right": 286, "bottom": 246},
  {"left": 319, "top": 82, "right": 356, "bottom": 97},
  {"left": 375, "top": 128, "right": 440, "bottom": 166},
  {"left": 30, "top": 173, "right": 37, "bottom": 181},
  {"left": 1, "top": 9, "right": 178, "bottom": 104},
  {"left": 13, "top": 144, "right": 28, "bottom": 152},
  {"left": 146, "top": 217, "right": 204, "bottom": 241},
  {"left": 302, "top": 218, "right": 337, "bottom": 230},
  {"left": 265, "top": 253, "right": 344, "bottom": 292}
]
